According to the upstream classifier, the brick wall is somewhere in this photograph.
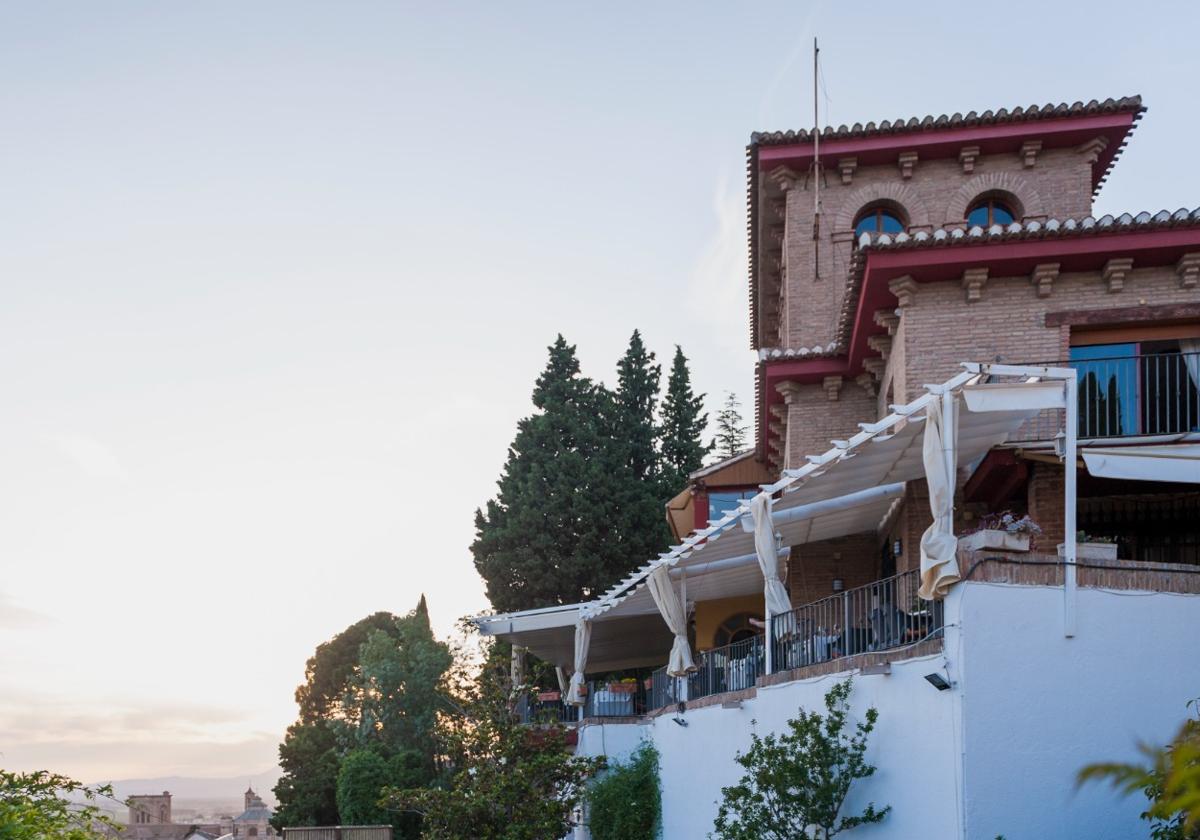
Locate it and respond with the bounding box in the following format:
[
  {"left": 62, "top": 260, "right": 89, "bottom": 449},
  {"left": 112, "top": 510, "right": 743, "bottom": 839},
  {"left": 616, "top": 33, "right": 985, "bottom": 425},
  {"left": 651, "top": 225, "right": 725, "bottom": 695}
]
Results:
[
  {"left": 787, "top": 533, "right": 881, "bottom": 607},
  {"left": 782, "top": 380, "right": 877, "bottom": 469},
  {"left": 780, "top": 146, "right": 1095, "bottom": 352}
]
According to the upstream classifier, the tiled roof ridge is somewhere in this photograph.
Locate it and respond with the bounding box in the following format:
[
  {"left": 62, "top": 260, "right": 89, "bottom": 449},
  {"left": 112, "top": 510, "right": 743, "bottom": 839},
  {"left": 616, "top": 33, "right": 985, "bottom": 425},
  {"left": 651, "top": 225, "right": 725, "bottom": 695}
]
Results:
[
  {"left": 836, "top": 206, "right": 1200, "bottom": 347},
  {"left": 750, "top": 96, "right": 1144, "bottom": 146}
]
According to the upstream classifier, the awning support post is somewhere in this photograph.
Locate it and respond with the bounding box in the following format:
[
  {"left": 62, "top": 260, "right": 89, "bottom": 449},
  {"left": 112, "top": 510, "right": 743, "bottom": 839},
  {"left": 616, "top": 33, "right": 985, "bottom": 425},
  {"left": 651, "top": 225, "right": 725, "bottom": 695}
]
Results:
[{"left": 1063, "top": 371, "right": 1079, "bottom": 638}]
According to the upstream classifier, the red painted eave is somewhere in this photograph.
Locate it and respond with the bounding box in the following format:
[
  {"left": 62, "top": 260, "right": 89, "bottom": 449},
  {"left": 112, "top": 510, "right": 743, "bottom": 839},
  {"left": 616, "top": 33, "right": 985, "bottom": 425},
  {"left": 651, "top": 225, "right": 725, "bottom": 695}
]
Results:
[
  {"left": 758, "top": 113, "right": 1136, "bottom": 189},
  {"left": 847, "top": 226, "right": 1200, "bottom": 372}
]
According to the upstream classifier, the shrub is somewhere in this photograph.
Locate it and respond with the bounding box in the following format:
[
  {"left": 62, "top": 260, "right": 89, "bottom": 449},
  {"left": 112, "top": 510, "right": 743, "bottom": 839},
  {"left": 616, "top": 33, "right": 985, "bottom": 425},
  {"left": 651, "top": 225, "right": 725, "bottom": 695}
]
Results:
[
  {"left": 587, "top": 742, "right": 661, "bottom": 840},
  {"left": 712, "top": 679, "right": 890, "bottom": 840}
]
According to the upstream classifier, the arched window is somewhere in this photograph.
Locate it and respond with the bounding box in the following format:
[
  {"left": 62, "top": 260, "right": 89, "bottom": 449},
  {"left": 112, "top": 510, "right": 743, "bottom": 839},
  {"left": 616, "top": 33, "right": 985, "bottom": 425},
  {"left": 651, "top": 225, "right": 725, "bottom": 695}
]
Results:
[
  {"left": 966, "top": 196, "right": 1016, "bottom": 227},
  {"left": 853, "top": 204, "right": 906, "bottom": 239},
  {"left": 713, "top": 612, "right": 764, "bottom": 647}
]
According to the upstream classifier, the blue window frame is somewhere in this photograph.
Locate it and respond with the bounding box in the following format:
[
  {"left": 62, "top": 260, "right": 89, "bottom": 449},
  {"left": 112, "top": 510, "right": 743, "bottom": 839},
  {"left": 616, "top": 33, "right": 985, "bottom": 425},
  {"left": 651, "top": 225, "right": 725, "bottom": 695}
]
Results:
[
  {"left": 854, "top": 207, "right": 905, "bottom": 238},
  {"left": 967, "top": 198, "right": 1016, "bottom": 228},
  {"left": 708, "top": 489, "right": 757, "bottom": 522},
  {"left": 1070, "top": 343, "right": 1138, "bottom": 436}
]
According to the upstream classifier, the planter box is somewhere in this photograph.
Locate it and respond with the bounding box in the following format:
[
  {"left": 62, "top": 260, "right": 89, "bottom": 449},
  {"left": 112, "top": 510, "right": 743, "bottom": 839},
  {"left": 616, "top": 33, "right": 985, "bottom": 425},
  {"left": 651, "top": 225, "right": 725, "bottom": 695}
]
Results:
[
  {"left": 607, "top": 682, "right": 638, "bottom": 695},
  {"left": 1059, "top": 542, "right": 1118, "bottom": 561},
  {"left": 536, "top": 691, "right": 561, "bottom": 703},
  {"left": 960, "top": 529, "right": 1031, "bottom": 552}
]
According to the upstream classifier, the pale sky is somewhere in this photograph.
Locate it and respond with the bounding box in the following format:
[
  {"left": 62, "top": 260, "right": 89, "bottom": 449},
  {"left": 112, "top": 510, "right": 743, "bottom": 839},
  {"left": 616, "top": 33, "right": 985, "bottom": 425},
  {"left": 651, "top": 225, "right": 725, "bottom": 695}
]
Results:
[{"left": 2, "top": 1, "right": 1198, "bottom": 783}]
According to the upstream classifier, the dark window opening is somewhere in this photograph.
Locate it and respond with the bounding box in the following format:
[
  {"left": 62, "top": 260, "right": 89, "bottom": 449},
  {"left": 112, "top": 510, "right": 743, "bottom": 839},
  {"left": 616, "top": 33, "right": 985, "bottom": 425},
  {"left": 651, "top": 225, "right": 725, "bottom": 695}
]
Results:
[
  {"left": 966, "top": 198, "right": 1016, "bottom": 227},
  {"left": 853, "top": 206, "right": 905, "bottom": 239}
]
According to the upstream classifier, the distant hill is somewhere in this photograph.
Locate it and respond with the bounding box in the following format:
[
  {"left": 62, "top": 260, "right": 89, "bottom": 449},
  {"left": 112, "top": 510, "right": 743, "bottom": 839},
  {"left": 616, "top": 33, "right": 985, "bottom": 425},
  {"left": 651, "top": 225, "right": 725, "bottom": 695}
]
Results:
[{"left": 89, "top": 768, "right": 280, "bottom": 819}]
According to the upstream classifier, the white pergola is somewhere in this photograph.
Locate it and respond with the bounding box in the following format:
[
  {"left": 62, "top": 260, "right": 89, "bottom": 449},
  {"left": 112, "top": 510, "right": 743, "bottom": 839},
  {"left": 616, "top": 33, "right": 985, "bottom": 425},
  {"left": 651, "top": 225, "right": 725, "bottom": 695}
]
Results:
[{"left": 473, "top": 363, "right": 1090, "bottom": 696}]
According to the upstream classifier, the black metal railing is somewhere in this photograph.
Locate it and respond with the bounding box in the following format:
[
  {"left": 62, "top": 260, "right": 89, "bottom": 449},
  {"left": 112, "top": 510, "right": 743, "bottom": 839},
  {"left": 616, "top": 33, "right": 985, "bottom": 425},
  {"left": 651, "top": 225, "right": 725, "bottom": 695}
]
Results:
[
  {"left": 514, "top": 692, "right": 576, "bottom": 725},
  {"left": 1015, "top": 351, "right": 1200, "bottom": 441},
  {"left": 646, "top": 636, "right": 766, "bottom": 708},
  {"left": 769, "top": 569, "right": 943, "bottom": 672},
  {"left": 582, "top": 679, "right": 650, "bottom": 718}
]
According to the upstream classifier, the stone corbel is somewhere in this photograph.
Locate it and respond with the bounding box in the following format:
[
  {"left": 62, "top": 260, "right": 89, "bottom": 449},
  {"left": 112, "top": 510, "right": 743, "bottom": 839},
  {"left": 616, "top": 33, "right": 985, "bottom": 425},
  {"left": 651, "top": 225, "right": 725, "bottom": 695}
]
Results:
[
  {"left": 1103, "top": 257, "right": 1134, "bottom": 294},
  {"left": 958, "top": 145, "right": 980, "bottom": 174},
  {"left": 822, "top": 376, "right": 843, "bottom": 401},
  {"left": 1030, "top": 263, "right": 1060, "bottom": 299},
  {"left": 837, "top": 156, "right": 857, "bottom": 185},
  {"left": 769, "top": 403, "right": 787, "bottom": 421},
  {"left": 863, "top": 358, "right": 886, "bottom": 381},
  {"left": 1177, "top": 253, "right": 1200, "bottom": 289},
  {"left": 873, "top": 308, "right": 901, "bottom": 335},
  {"left": 1077, "top": 136, "right": 1110, "bottom": 165},
  {"left": 769, "top": 198, "right": 786, "bottom": 221},
  {"left": 961, "top": 267, "right": 988, "bottom": 304},
  {"left": 898, "top": 151, "right": 919, "bottom": 180},
  {"left": 1019, "top": 140, "right": 1043, "bottom": 168},
  {"left": 768, "top": 165, "right": 800, "bottom": 192},
  {"left": 776, "top": 380, "right": 804, "bottom": 404},
  {"left": 867, "top": 334, "right": 893, "bottom": 360},
  {"left": 769, "top": 420, "right": 785, "bottom": 439},
  {"left": 855, "top": 372, "right": 878, "bottom": 397},
  {"left": 888, "top": 275, "right": 918, "bottom": 308}
]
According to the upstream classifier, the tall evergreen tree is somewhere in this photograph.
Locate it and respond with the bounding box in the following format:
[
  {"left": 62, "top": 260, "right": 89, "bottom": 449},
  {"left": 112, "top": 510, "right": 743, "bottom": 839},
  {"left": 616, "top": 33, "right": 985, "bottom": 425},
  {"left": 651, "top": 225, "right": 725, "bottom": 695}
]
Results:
[
  {"left": 714, "top": 391, "right": 748, "bottom": 460},
  {"left": 659, "top": 345, "right": 711, "bottom": 494},
  {"left": 472, "top": 336, "right": 635, "bottom": 612},
  {"left": 609, "top": 331, "right": 670, "bottom": 566}
]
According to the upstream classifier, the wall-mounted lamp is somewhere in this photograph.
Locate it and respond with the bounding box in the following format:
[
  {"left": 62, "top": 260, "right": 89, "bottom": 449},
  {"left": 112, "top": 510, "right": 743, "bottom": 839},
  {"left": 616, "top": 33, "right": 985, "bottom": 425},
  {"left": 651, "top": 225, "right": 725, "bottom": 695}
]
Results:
[
  {"left": 924, "top": 672, "right": 952, "bottom": 691},
  {"left": 672, "top": 716, "right": 689, "bottom": 727},
  {"left": 832, "top": 578, "right": 845, "bottom": 592},
  {"left": 893, "top": 539, "right": 903, "bottom": 557},
  {"left": 1053, "top": 429, "right": 1066, "bottom": 460}
]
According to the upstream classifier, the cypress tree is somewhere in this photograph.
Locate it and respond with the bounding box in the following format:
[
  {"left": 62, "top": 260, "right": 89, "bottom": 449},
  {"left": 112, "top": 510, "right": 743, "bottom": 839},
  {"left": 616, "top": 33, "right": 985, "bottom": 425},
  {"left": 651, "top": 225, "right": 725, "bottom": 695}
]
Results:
[
  {"left": 609, "top": 330, "right": 670, "bottom": 570},
  {"left": 659, "top": 345, "right": 711, "bottom": 495},
  {"left": 714, "top": 391, "right": 748, "bottom": 460},
  {"left": 472, "top": 336, "right": 633, "bottom": 612}
]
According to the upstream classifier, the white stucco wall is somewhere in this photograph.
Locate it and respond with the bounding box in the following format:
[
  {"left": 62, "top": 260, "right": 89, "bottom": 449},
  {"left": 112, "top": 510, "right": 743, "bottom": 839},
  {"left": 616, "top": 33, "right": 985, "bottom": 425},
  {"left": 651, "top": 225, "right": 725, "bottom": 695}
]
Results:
[
  {"left": 574, "top": 581, "right": 1200, "bottom": 840},
  {"left": 958, "top": 582, "right": 1200, "bottom": 840},
  {"left": 577, "top": 651, "right": 961, "bottom": 839}
]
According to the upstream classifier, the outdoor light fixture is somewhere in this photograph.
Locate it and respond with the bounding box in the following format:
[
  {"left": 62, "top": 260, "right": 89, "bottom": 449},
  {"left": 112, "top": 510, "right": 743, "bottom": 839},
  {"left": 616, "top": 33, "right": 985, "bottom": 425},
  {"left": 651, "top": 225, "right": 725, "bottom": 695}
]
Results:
[
  {"left": 672, "top": 716, "right": 689, "bottom": 727},
  {"left": 924, "top": 672, "right": 952, "bottom": 691},
  {"left": 893, "top": 539, "right": 903, "bottom": 556},
  {"left": 1053, "top": 429, "right": 1066, "bottom": 460},
  {"left": 832, "top": 578, "right": 845, "bottom": 592}
]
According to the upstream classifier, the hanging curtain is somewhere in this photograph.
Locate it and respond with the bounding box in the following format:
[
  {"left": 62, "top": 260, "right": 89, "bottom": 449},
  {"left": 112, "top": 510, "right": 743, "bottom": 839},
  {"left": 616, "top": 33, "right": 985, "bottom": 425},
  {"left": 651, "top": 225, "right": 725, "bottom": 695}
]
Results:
[
  {"left": 509, "top": 644, "right": 526, "bottom": 693},
  {"left": 565, "top": 619, "right": 591, "bottom": 705},
  {"left": 555, "top": 666, "right": 569, "bottom": 695},
  {"left": 919, "top": 396, "right": 961, "bottom": 600},
  {"left": 1180, "top": 339, "right": 1200, "bottom": 391},
  {"left": 751, "top": 493, "right": 793, "bottom": 617},
  {"left": 647, "top": 565, "right": 696, "bottom": 676}
]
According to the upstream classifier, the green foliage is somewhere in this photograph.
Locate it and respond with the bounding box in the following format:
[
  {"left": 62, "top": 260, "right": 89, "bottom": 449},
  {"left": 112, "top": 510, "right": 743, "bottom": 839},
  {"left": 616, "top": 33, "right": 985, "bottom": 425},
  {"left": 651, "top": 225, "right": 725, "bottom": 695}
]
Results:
[
  {"left": 712, "top": 679, "right": 890, "bottom": 840},
  {"left": 1079, "top": 701, "right": 1200, "bottom": 839},
  {"left": 273, "top": 598, "right": 451, "bottom": 831},
  {"left": 472, "top": 334, "right": 708, "bottom": 613},
  {"left": 335, "top": 749, "right": 425, "bottom": 838},
  {"left": 586, "top": 742, "right": 661, "bottom": 840},
  {"left": 385, "top": 652, "right": 602, "bottom": 840},
  {"left": 0, "top": 770, "right": 119, "bottom": 840},
  {"left": 659, "top": 345, "right": 711, "bottom": 495},
  {"left": 713, "top": 391, "right": 747, "bottom": 460}
]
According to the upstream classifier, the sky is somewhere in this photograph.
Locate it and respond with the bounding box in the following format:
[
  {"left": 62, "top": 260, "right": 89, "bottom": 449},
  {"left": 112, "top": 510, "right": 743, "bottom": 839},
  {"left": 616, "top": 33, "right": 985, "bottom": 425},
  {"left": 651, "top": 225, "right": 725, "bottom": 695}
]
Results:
[{"left": 2, "top": 1, "right": 1199, "bottom": 784}]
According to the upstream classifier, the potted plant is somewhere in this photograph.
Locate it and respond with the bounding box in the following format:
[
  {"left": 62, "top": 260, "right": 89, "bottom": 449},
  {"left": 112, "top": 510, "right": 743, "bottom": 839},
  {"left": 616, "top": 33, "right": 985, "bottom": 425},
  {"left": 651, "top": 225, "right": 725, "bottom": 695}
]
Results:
[
  {"left": 607, "top": 677, "right": 638, "bottom": 695},
  {"left": 959, "top": 511, "right": 1042, "bottom": 552},
  {"left": 1059, "top": 531, "right": 1119, "bottom": 561}
]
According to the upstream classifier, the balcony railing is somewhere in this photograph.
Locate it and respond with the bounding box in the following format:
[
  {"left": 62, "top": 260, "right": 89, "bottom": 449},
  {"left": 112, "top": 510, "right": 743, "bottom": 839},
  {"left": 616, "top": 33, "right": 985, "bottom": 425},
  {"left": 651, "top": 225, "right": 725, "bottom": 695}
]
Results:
[
  {"left": 770, "top": 569, "right": 943, "bottom": 672},
  {"left": 515, "top": 678, "right": 653, "bottom": 724},
  {"left": 648, "top": 634, "right": 766, "bottom": 708},
  {"left": 1015, "top": 350, "right": 1200, "bottom": 441}
]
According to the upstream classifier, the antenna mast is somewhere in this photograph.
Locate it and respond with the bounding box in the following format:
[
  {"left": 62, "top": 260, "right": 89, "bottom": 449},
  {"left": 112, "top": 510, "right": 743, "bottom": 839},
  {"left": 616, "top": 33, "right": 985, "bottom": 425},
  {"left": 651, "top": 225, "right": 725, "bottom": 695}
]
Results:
[{"left": 812, "top": 37, "right": 821, "bottom": 280}]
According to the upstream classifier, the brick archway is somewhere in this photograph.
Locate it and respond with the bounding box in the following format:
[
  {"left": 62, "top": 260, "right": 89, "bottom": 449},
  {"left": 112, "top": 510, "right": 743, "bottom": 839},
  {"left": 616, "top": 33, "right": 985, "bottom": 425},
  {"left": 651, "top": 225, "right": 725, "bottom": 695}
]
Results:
[
  {"left": 945, "top": 171, "right": 1045, "bottom": 222},
  {"left": 833, "top": 182, "right": 931, "bottom": 232}
]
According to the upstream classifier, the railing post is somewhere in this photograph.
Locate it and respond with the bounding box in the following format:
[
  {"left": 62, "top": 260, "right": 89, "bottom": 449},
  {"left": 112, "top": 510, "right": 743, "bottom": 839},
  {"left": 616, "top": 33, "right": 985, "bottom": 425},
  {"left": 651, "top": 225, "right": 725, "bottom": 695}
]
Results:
[
  {"left": 841, "top": 590, "right": 850, "bottom": 657},
  {"left": 765, "top": 613, "right": 774, "bottom": 675}
]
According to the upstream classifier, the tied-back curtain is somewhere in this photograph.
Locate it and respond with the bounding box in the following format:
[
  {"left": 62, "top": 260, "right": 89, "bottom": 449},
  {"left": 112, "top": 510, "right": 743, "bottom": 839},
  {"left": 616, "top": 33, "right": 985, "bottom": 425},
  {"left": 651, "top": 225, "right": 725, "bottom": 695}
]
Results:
[
  {"left": 565, "top": 619, "right": 591, "bottom": 705},
  {"left": 647, "top": 565, "right": 696, "bottom": 676},
  {"left": 510, "top": 644, "right": 526, "bottom": 692},
  {"left": 751, "top": 493, "right": 793, "bottom": 617},
  {"left": 919, "top": 396, "right": 961, "bottom": 600},
  {"left": 1181, "top": 339, "right": 1200, "bottom": 391}
]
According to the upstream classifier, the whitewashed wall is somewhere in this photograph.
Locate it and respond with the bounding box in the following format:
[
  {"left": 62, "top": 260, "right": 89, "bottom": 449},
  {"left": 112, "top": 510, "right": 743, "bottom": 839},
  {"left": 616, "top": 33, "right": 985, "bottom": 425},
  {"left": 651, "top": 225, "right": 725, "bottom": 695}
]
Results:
[
  {"left": 574, "top": 582, "right": 1200, "bottom": 840},
  {"left": 959, "top": 582, "right": 1200, "bottom": 840}
]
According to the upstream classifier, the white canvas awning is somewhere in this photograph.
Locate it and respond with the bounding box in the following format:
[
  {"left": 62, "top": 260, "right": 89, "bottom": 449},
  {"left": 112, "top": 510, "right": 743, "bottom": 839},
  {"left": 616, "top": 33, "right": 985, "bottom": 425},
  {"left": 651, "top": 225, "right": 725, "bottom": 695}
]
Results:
[
  {"left": 1082, "top": 444, "right": 1200, "bottom": 483},
  {"left": 470, "top": 365, "right": 1066, "bottom": 671}
]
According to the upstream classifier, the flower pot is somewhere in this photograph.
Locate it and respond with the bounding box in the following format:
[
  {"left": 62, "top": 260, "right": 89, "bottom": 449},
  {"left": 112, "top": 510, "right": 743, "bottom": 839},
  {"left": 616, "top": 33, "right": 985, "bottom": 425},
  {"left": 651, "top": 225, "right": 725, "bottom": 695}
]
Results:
[
  {"left": 960, "top": 529, "right": 1030, "bottom": 552},
  {"left": 536, "top": 691, "right": 561, "bottom": 703},
  {"left": 607, "top": 682, "right": 637, "bottom": 695},
  {"left": 1058, "top": 542, "right": 1118, "bottom": 561}
]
